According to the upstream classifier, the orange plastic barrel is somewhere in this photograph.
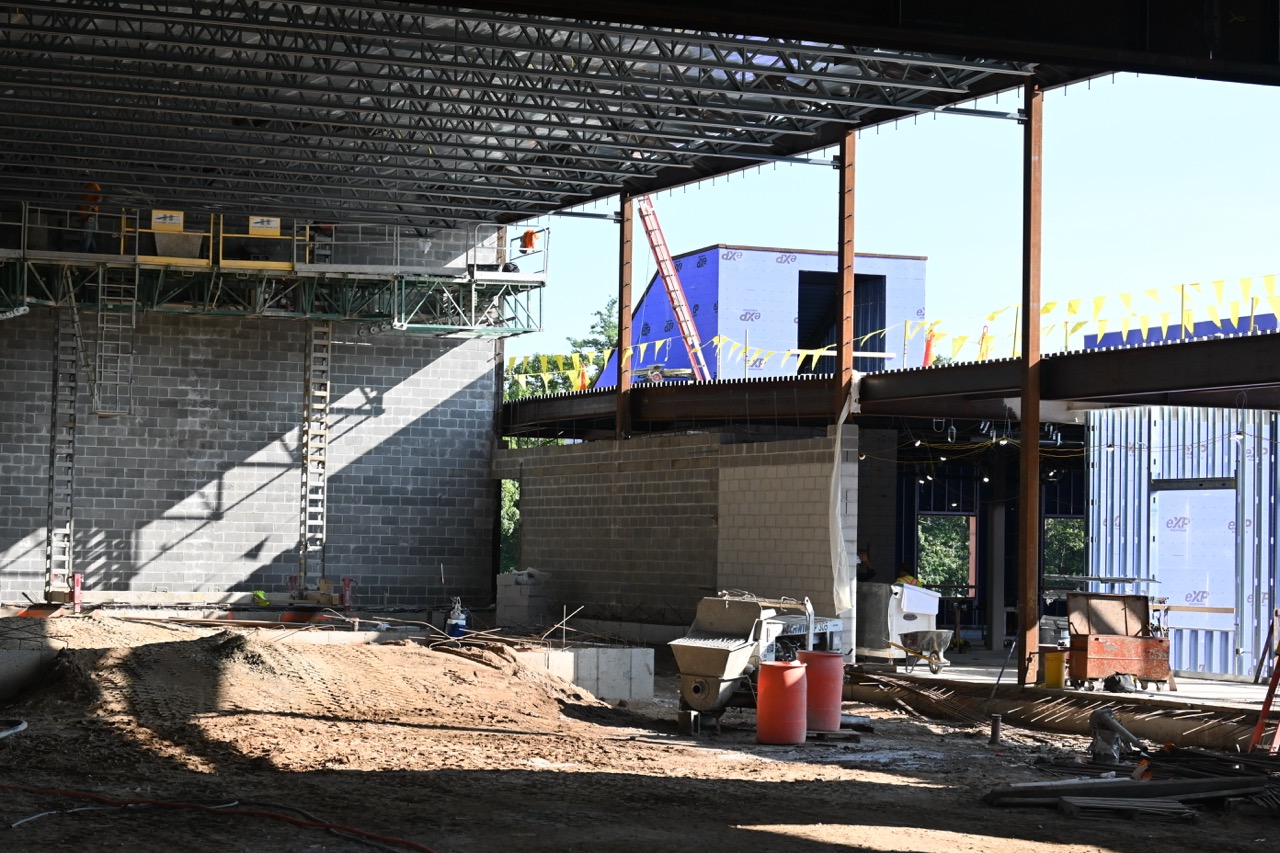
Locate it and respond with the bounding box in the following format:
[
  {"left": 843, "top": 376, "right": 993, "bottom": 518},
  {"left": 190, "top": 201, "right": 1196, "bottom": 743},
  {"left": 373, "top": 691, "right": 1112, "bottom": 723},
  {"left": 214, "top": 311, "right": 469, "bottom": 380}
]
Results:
[
  {"left": 756, "top": 660, "right": 808, "bottom": 745},
  {"left": 798, "top": 650, "right": 844, "bottom": 732}
]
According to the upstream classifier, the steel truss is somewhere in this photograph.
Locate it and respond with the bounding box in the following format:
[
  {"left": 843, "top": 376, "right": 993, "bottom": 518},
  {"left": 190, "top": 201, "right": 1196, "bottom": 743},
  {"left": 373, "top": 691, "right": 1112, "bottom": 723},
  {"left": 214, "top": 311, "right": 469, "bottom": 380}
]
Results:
[{"left": 0, "top": 1, "right": 1039, "bottom": 225}]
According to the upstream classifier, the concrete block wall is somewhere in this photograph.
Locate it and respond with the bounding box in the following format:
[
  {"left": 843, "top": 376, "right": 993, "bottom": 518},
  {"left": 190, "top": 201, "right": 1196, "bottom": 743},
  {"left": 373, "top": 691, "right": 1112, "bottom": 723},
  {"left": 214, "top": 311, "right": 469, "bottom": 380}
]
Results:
[
  {"left": 0, "top": 310, "right": 498, "bottom": 608},
  {"left": 856, "top": 427, "right": 899, "bottom": 581},
  {"left": 0, "top": 310, "right": 54, "bottom": 593},
  {"left": 494, "top": 430, "right": 843, "bottom": 625},
  {"left": 717, "top": 438, "right": 839, "bottom": 615},
  {"left": 494, "top": 432, "right": 728, "bottom": 625},
  {"left": 302, "top": 328, "right": 498, "bottom": 609}
]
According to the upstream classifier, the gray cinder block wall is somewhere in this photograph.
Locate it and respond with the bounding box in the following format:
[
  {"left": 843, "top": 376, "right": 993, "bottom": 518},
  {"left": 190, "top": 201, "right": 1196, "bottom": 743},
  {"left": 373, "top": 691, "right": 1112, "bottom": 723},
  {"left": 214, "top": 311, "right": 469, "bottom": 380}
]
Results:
[
  {"left": 855, "top": 428, "right": 899, "bottom": 580},
  {"left": 493, "top": 429, "right": 850, "bottom": 626},
  {"left": 0, "top": 310, "right": 498, "bottom": 608}
]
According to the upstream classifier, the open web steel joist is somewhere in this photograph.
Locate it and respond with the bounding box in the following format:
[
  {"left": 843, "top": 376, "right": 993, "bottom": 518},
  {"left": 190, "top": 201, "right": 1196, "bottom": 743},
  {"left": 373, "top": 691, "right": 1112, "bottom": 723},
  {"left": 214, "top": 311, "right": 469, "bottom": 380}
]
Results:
[{"left": 0, "top": 1, "right": 1075, "bottom": 226}]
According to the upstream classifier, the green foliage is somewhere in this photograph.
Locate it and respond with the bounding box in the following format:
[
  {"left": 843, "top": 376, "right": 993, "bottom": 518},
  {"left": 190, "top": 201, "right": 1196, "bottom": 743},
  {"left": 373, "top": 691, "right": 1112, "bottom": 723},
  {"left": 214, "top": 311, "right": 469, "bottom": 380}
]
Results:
[
  {"left": 505, "top": 296, "right": 619, "bottom": 400},
  {"left": 499, "top": 479, "right": 521, "bottom": 573},
  {"left": 1043, "top": 517, "right": 1086, "bottom": 576},
  {"left": 916, "top": 514, "right": 971, "bottom": 594}
]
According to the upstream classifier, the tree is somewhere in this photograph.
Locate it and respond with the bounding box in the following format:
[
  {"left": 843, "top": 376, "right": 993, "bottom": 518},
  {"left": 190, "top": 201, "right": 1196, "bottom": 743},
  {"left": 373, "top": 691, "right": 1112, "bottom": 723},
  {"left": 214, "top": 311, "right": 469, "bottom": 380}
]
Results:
[
  {"left": 1043, "top": 517, "right": 1086, "bottom": 576},
  {"left": 916, "top": 514, "right": 971, "bottom": 593},
  {"left": 499, "top": 479, "right": 521, "bottom": 572},
  {"left": 504, "top": 296, "right": 618, "bottom": 401}
]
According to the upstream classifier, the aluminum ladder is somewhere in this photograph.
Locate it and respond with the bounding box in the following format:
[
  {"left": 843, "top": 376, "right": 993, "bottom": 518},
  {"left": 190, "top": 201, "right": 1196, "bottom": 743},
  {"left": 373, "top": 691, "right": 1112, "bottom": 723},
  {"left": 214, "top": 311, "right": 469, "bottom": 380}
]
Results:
[
  {"left": 297, "top": 321, "right": 332, "bottom": 590},
  {"left": 45, "top": 307, "right": 78, "bottom": 600},
  {"left": 94, "top": 266, "right": 137, "bottom": 416},
  {"left": 635, "top": 196, "right": 710, "bottom": 381}
]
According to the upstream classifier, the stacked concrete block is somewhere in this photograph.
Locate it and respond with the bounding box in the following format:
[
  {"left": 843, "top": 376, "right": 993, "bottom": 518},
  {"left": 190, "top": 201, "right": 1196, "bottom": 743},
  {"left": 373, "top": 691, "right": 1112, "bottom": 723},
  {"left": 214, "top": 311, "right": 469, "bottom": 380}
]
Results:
[
  {"left": 514, "top": 646, "right": 654, "bottom": 702},
  {"left": 496, "top": 571, "right": 553, "bottom": 626}
]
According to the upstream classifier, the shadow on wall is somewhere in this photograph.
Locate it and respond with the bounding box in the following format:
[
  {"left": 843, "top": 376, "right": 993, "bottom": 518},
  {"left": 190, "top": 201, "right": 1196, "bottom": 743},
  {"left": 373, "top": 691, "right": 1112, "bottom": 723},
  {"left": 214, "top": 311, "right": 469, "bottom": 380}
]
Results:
[{"left": 0, "top": 312, "right": 498, "bottom": 610}]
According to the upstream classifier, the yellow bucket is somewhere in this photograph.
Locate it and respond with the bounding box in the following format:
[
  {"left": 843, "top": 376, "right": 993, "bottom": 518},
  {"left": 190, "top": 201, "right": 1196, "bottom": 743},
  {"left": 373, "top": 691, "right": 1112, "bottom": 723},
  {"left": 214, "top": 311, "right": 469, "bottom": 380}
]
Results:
[{"left": 1043, "top": 650, "right": 1067, "bottom": 689}]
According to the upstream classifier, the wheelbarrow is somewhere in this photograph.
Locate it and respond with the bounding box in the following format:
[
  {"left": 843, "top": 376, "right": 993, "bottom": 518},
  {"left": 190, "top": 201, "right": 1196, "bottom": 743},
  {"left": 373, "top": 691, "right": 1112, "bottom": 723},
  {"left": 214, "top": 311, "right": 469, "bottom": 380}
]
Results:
[{"left": 888, "top": 629, "right": 953, "bottom": 674}]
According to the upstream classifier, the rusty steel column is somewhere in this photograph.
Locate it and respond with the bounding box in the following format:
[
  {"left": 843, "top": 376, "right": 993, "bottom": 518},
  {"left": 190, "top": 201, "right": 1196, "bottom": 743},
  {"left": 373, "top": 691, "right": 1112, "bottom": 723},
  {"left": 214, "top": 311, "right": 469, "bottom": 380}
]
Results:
[
  {"left": 836, "top": 129, "right": 857, "bottom": 415},
  {"left": 1017, "top": 80, "right": 1044, "bottom": 687},
  {"left": 616, "top": 192, "right": 634, "bottom": 440}
]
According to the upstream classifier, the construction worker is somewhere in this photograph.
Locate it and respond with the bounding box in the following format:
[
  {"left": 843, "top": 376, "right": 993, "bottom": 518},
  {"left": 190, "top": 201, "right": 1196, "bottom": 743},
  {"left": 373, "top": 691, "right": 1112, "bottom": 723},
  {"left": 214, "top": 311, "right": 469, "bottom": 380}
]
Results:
[
  {"left": 894, "top": 563, "right": 919, "bottom": 586},
  {"left": 77, "top": 181, "right": 102, "bottom": 252}
]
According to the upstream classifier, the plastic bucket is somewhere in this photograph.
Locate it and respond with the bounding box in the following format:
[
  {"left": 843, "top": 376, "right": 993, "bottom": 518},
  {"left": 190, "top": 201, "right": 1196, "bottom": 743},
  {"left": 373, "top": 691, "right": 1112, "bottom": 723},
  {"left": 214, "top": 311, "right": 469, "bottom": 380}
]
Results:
[
  {"left": 798, "top": 650, "right": 844, "bottom": 732},
  {"left": 1043, "top": 650, "right": 1067, "bottom": 689},
  {"left": 756, "top": 660, "right": 808, "bottom": 745}
]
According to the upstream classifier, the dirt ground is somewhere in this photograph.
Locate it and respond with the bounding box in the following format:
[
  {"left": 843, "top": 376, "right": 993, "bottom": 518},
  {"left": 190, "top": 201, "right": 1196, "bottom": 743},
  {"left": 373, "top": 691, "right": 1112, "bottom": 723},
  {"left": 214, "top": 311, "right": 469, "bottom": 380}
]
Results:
[{"left": 0, "top": 614, "right": 1273, "bottom": 852}]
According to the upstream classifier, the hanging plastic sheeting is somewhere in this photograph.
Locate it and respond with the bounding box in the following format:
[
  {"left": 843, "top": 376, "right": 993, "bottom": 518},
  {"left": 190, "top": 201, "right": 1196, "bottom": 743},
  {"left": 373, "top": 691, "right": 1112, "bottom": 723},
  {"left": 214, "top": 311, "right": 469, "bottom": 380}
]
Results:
[{"left": 1087, "top": 406, "right": 1278, "bottom": 678}]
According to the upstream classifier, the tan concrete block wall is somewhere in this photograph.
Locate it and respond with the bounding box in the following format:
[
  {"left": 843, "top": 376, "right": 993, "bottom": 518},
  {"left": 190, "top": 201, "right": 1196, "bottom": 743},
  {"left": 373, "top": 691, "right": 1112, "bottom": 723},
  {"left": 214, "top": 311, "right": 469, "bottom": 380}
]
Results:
[
  {"left": 495, "top": 430, "right": 841, "bottom": 625},
  {"left": 717, "top": 442, "right": 837, "bottom": 615}
]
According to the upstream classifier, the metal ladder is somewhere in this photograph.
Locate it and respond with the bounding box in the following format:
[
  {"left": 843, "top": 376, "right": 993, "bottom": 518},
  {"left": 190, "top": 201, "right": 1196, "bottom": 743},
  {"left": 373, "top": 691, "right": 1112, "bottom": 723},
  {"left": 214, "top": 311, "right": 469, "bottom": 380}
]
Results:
[
  {"left": 45, "top": 308, "right": 79, "bottom": 600},
  {"left": 297, "top": 321, "right": 332, "bottom": 590},
  {"left": 94, "top": 266, "right": 137, "bottom": 416},
  {"left": 635, "top": 196, "right": 710, "bottom": 381}
]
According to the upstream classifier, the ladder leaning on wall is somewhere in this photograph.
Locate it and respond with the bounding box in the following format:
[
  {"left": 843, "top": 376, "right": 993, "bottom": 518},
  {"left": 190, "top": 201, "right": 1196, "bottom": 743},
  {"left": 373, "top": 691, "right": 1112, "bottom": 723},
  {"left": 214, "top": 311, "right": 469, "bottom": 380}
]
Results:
[
  {"left": 297, "top": 321, "right": 332, "bottom": 592},
  {"left": 635, "top": 196, "right": 710, "bottom": 382}
]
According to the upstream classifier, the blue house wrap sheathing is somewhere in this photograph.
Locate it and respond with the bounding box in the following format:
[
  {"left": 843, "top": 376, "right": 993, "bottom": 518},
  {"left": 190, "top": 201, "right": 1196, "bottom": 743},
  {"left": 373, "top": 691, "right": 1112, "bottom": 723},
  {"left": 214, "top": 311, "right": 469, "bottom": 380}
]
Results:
[{"left": 598, "top": 245, "right": 926, "bottom": 384}]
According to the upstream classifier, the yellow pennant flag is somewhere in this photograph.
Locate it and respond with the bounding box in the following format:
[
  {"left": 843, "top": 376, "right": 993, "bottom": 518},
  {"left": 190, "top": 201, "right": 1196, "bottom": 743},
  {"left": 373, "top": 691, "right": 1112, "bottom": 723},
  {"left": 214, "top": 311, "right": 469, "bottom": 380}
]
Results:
[
  {"left": 1040, "top": 301, "right": 1058, "bottom": 316},
  {"left": 1213, "top": 280, "right": 1225, "bottom": 305},
  {"left": 539, "top": 373, "right": 553, "bottom": 391},
  {"left": 571, "top": 352, "right": 582, "bottom": 370},
  {"left": 1043, "top": 323, "right": 1058, "bottom": 339},
  {"left": 808, "top": 350, "right": 823, "bottom": 370},
  {"left": 1229, "top": 301, "right": 1240, "bottom": 330},
  {"left": 602, "top": 348, "right": 613, "bottom": 367},
  {"left": 1265, "top": 275, "right": 1276, "bottom": 296},
  {"left": 1143, "top": 289, "right": 1160, "bottom": 302},
  {"left": 1067, "top": 299, "right": 1081, "bottom": 316},
  {"left": 621, "top": 347, "right": 633, "bottom": 367},
  {"left": 1160, "top": 312, "right": 1170, "bottom": 340},
  {"left": 905, "top": 320, "right": 922, "bottom": 340},
  {"left": 1119, "top": 293, "right": 1133, "bottom": 314},
  {"left": 1097, "top": 318, "right": 1109, "bottom": 338},
  {"left": 1268, "top": 296, "right": 1280, "bottom": 319},
  {"left": 1092, "top": 296, "right": 1107, "bottom": 322},
  {"left": 1205, "top": 304, "right": 1220, "bottom": 330},
  {"left": 637, "top": 342, "right": 649, "bottom": 361},
  {"left": 1069, "top": 321, "right": 1088, "bottom": 337},
  {"left": 749, "top": 348, "right": 764, "bottom": 364},
  {"left": 761, "top": 350, "right": 777, "bottom": 365},
  {"left": 583, "top": 349, "right": 596, "bottom": 364},
  {"left": 507, "top": 356, "right": 516, "bottom": 371},
  {"left": 1240, "top": 279, "right": 1252, "bottom": 305},
  {"left": 1138, "top": 316, "right": 1150, "bottom": 341},
  {"left": 950, "top": 335, "right": 969, "bottom": 360},
  {"left": 539, "top": 355, "right": 549, "bottom": 374},
  {"left": 932, "top": 331, "right": 948, "bottom": 343},
  {"left": 555, "top": 355, "right": 565, "bottom": 372},
  {"left": 986, "top": 305, "right": 1012, "bottom": 323},
  {"left": 516, "top": 374, "right": 528, "bottom": 390}
]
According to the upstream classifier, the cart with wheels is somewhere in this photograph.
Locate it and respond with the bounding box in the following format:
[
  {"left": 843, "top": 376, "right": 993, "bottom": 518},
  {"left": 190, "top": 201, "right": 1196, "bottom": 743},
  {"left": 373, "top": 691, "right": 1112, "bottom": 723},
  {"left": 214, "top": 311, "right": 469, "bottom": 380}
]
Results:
[{"left": 890, "top": 629, "right": 953, "bottom": 674}]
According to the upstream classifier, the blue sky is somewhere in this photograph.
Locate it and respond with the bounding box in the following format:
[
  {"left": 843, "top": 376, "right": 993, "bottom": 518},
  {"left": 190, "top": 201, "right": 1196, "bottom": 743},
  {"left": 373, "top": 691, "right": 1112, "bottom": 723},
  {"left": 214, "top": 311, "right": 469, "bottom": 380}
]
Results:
[{"left": 505, "top": 73, "right": 1280, "bottom": 362}]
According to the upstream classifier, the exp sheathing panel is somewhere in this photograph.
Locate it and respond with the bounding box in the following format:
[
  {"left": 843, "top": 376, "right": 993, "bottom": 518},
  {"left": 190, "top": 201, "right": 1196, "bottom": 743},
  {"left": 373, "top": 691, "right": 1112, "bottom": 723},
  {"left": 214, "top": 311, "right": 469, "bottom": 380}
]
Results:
[
  {"left": 598, "top": 248, "right": 720, "bottom": 384},
  {"left": 601, "top": 248, "right": 927, "bottom": 383},
  {"left": 715, "top": 248, "right": 809, "bottom": 379},
  {"left": 858, "top": 255, "right": 927, "bottom": 369}
]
